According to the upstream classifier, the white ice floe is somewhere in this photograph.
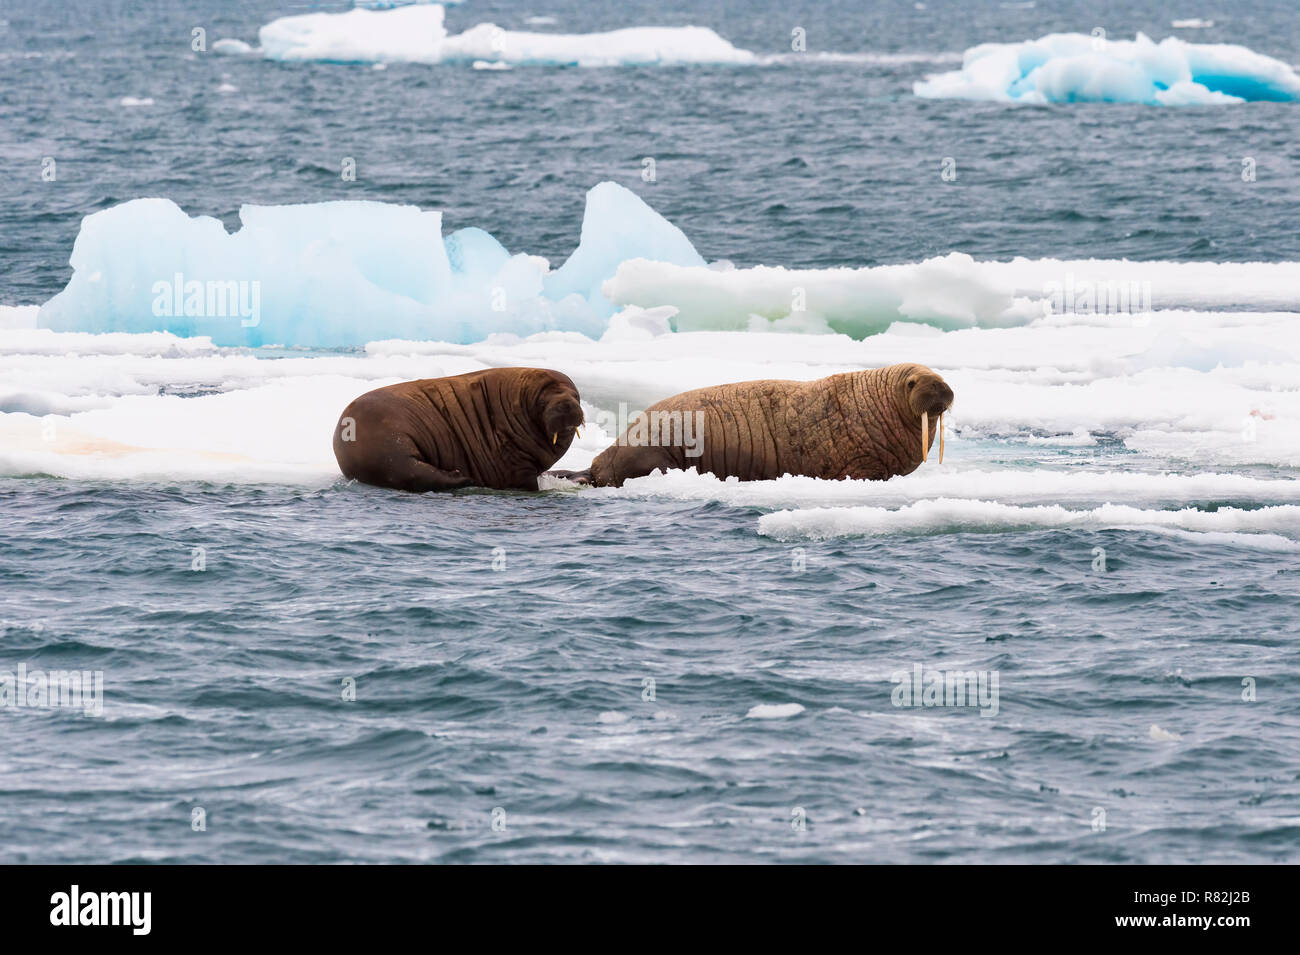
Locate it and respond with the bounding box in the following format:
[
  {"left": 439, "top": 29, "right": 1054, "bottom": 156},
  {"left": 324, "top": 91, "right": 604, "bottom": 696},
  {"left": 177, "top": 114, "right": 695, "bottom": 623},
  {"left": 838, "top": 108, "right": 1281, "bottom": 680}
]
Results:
[
  {"left": 757, "top": 500, "right": 1300, "bottom": 548},
  {"left": 745, "top": 703, "right": 805, "bottom": 719},
  {"left": 212, "top": 38, "right": 254, "bottom": 56},
  {"left": 8, "top": 269, "right": 1300, "bottom": 485},
  {"left": 604, "top": 255, "right": 1300, "bottom": 336},
  {"left": 914, "top": 32, "right": 1300, "bottom": 104},
  {"left": 596, "top": 468, "right": 1300, "bottom": 511},
  {"left": 36, "top": 172, "right": 1300, "bottom": 347},
  {"left": 256, "top": 4, "right": 754, "bottom": 67}
]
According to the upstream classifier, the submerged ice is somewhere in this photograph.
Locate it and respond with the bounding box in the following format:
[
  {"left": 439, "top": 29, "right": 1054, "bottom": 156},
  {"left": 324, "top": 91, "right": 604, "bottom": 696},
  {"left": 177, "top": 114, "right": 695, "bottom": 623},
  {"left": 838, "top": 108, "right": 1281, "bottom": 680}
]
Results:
[{"left": 914, "top": 32, "right": 1300, "bottom": 105}]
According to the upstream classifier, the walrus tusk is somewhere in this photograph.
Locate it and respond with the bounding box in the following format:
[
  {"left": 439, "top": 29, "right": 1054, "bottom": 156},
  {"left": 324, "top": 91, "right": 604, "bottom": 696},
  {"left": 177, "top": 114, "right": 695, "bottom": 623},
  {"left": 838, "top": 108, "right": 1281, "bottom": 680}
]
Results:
[
  {"left": 576, "top": 429, "right": 581, "bottom": 438},
  {"left": 921, "top": 411, "right": 929, "bottom": 463},
  {"left": 939, "top": 413, "right": 944, "bottom": 464},
  {"left": 552, "top": 433, "right": 558, "bottom": 446}
]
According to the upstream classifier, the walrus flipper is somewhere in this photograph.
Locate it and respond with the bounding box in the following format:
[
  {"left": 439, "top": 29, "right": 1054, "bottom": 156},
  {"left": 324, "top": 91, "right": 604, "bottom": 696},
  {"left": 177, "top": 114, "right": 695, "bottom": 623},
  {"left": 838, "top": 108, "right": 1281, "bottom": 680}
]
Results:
[
  {"left": 389, "top": 458, "right": 475, "bottom": 493},
  {"left": 545, "top": 469, "right": 592, "bottom": 485}
]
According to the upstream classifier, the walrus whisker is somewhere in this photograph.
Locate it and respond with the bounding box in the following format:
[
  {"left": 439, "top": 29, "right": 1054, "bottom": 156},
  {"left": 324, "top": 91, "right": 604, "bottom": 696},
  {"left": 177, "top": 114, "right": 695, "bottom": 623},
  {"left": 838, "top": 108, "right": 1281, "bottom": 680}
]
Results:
[{"left": 921, "top": 411, "right": 929, "bottom": 463}]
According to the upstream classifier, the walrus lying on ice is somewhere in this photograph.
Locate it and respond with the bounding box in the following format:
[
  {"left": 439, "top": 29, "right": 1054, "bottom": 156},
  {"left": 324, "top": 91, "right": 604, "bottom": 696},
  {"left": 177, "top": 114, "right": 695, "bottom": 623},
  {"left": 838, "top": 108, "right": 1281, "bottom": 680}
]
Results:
[
  {"left": 333, "top": 368, "right": 583, "bottom": 492},
  {"left": 560, "top": 363, "right": 953, "bottom": 487}
]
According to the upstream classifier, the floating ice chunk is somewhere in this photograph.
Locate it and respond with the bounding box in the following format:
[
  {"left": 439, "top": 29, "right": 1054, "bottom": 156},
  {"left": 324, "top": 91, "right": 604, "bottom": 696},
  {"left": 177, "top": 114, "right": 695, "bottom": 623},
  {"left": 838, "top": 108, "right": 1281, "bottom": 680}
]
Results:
[
  {"left": 1171, "top": 19, "right": 1214, "bottom": 29},
  {"left": 257, "top": 4, "right": 753, "bottom": 66},
  {"left": 605, "top": 255, "right": 1300, "bottom": 337},
  {"left": 36, "top": 182, "right": 700, "bottom": 347},
  {"left": 604, "top": 253, "right": 1022, "bottom": 336},
  {"left": 212, "top": 38, "right": 254, "bottom": 56},
  {"left": 757, "top": 499, "right": 1300, "bottom": 548},
  {"left": 915, "top": 32, "right": 1300, "bottom": 104},
  {"left": 746, "top": 703, "right": 806, "bottom": 719},
  {"left": 119, "top": 96, "right": 154, "bottom": 107},
  {"left": 546, "top": 182, "right": 704, "bottom": 318},
  {"left": 259, "top": 4, "right": 448, "bottom": 63},
  {"left": 1149, "top": 724, "right": 1183, "bottom": 741},
  {"left": 443, "top": 23, "right": 756, "bottom": 67}
]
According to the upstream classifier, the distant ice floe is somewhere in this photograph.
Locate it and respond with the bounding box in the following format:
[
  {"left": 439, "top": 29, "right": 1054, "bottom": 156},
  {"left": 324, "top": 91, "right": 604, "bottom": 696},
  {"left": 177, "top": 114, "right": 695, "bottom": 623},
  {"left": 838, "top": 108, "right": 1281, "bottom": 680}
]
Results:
[
  {"left": 255, "top": 4, "right": 754, "bottom": 67},
  {"left": 914, "top": 32, "right": 1300, "bottom": 104},
  {"left": 745, "top": 703, "right": 805, "bottom": 719},
  {"left": 211, "top": 38, "right": 254, "bottom": 56}
]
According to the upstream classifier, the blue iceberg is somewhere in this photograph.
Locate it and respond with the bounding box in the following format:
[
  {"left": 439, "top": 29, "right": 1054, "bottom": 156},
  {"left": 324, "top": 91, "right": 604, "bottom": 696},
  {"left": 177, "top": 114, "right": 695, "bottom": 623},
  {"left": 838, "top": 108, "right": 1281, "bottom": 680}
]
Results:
[
  {"left": 37, "top": 183, "right": 703, "bottom": 348},
  {"left": 914, "top": 32, "right": 1300, "bottom": 105}
]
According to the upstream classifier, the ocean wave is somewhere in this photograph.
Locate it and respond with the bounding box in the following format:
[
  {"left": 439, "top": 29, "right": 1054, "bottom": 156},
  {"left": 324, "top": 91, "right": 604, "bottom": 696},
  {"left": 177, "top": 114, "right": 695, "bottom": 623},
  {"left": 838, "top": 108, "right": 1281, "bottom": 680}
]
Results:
[{"left": 914, "top": 32, "right": 1300, "bottom": 105}]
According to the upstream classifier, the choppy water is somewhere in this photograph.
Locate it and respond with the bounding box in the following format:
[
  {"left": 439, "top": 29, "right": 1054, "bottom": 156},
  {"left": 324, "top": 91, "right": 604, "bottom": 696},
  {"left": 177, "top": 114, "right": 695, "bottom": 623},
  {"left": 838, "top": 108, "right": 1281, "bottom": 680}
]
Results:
[{"left": 2, "top": 0, "right": 1299, "bottom": 863}]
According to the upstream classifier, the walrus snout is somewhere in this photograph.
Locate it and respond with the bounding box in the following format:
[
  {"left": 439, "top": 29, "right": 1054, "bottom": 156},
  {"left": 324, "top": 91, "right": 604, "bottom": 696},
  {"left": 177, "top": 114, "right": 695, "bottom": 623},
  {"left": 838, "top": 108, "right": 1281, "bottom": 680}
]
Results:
[
  {"left": 542, "top": 393, "right": 584, "bottom": 446},
  {"left": 903, "top": 368, "right": 953, "bottom": 465},
  {"left": 906, "top": 371, "right": 954, "bottom": 418}
]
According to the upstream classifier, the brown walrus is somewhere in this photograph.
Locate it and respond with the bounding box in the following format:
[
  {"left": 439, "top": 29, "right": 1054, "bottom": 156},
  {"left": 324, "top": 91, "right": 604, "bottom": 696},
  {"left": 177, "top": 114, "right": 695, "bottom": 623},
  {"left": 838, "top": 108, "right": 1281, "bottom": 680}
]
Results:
[
  {"left": 566, "top": 363, "right": 953, "bottom": 487},
  {"left": 333, "top": 367, "right": 584, "bottom": 492}
]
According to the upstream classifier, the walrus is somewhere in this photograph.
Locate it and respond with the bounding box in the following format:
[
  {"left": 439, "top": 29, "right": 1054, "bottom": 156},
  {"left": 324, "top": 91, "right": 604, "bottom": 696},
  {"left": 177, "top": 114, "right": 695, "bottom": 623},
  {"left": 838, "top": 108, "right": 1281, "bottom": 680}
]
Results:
[
  {"left": 333, "top": 367, "right": 584, "bottom": 492},
  {"left": 565, "top": 363, "right": 953, "bottom": 487}
]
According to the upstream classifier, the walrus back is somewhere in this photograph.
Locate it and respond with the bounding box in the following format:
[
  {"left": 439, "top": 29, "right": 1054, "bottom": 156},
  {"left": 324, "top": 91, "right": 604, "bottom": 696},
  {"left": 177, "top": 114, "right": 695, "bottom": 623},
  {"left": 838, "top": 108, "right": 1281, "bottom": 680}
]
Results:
[{"left": 590, "top": 379, "right": 818, "bottom": 485}]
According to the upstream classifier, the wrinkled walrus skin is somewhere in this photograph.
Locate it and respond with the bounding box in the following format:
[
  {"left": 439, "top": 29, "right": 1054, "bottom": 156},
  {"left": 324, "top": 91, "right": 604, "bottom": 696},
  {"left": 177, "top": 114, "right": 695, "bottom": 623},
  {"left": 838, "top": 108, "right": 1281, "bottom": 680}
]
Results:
[
  {"left": 583, "top": 363, "right": 953, "bottom": 487},
  {"left": 333, "top": 367, "right": 584, "bottom": 492}
]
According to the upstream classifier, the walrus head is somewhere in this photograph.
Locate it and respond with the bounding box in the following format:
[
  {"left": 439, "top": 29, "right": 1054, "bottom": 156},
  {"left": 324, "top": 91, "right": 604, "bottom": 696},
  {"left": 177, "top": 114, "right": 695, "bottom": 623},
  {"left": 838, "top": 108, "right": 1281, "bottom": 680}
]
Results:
[
  {"left": 900, "top": 364, "right": 954, "bottom": 464},
  {"left": 534, "top": 372, "right": 585, "bottom": 456}
]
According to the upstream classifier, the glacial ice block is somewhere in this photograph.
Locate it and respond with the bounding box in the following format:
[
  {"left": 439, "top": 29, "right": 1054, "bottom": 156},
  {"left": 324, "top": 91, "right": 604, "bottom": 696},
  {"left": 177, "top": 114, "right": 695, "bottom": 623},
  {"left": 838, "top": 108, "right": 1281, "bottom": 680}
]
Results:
[
  {"left": 36, "top": 182, "right": 704, "bottom": 348},
  {"left": 545, "top": 183, "right": 706, "bottom": 318},
  {"left": 914, "top": 32, "right": 1300, "bottom": 104}
]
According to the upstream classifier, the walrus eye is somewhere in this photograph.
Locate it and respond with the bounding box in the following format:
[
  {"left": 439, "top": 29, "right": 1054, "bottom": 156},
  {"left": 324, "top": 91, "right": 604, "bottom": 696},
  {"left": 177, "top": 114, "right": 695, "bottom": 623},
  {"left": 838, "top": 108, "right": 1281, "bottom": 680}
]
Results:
[{"left": 908, "top": 380, "right": 915, "bottom": 390}]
